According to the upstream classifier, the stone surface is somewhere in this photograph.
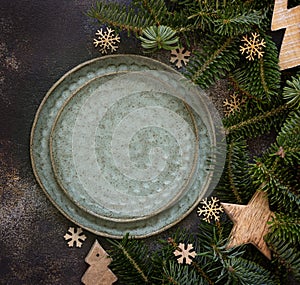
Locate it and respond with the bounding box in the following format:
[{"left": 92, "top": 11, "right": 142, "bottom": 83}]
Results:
[{"left": 1, "top": 1, "right": 297, "bottom": 285}]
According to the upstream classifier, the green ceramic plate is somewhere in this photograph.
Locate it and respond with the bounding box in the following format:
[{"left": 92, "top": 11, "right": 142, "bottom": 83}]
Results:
[
  {"left": 50, "top": 72, "right": 200, "bottom": 221},
  {"left": 30, "top": 55, "right": 223, "bottom": 238}
]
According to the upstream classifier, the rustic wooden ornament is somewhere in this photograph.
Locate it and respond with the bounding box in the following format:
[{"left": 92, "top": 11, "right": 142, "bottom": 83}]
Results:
[
  {"left": 271, "top": 0, "right": 300, "bottom": 70},
  {"left": 223, "top": 93, "right": 246, "bottom": 117},
  {"left": 93, "top": 27, "right": 120, "bottom": 54},
  {"left": 197, "top": 196, "right": 224, "bottom": 223},
  {"left": 173, "top": 243, "right": 197, "bottom": 265},
  {"left": 221, "top": 191, "right": 274, "bottom": 260},
  {"left": 170, "top": 48, "right": 191, "bottom": 68},
  {"left": 81, "top": 240, "right": 118, "bottom": 285},
  {"left": 64, "top": 227, "right": 87, "bottom": 248}
]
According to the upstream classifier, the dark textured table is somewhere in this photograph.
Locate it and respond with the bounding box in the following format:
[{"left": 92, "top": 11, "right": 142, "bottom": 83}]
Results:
[
  {"left": 0, "top": 1, "right": 199, "bottom": 284},
  {"left": 2, "top": 1, "right": 299, "bottom": 285}
]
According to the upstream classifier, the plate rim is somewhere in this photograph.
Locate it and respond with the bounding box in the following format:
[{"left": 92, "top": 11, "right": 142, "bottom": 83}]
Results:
[{"left": 30, "top": 54, "right": 218, "bottom": 238}]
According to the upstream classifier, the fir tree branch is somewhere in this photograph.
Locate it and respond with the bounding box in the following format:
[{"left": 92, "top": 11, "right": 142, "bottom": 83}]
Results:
[
  {"left": 88, "top": 2, "right": 155, "bottom": 35},
  {"left": 214, "top": 7, "right": 265, "bottom": 36},
  {"left": 259, "top": 56, "right": 271, "bottom": 98},
  {"left": 186, "top": 36, "right": 239, "bottom": 88},
  {"left": 118, "top": 243, "right": 149, "bottom": 283},
  {"left": 227, "top": 142, "right": 243, "bottom": 203},
  {"left": 139, "top": 0, "right": 167, "bottom": 26},
  {"left": 231, "top": 35, "right": 281, "bottom": 104},
  {"left": 283, "top": 74, "right": 300, "bottom": 109},
  {"left": 191, "top": 37, "right": 233, "bottom": 83},
  {"left": 228, "top": 74, "right": 264, "bottom": 103},
  {"left": 224, "top": 103, "right": 288, "bottom": 136},
  {"left": 266, "top": 234, "right": 300, "bottom": 281},
  {"left": 191, "top": 261, "right": 215, "bottom": 285},
  {"left": 216, "top": 139, "right": 254, "bottom": 204},
  {"left": 251, "top": 160, "right": 300, "bottom": 212},
  {"left": 108, "top": 234, "right": 151, "bottom": 284},
  {"left": 225, "top": 257, "right": 279, "bottom": 284},
  {"left": 161, "top": 262, "right": 204, "bottom": 285},
  {"left": 268, "top": 213, "right": 300, "bottom": 245}
]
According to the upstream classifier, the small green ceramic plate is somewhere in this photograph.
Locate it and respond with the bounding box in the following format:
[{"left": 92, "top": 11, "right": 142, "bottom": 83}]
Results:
[
  {"left": 50, "top": 72, "right": 200, "bottom": 222},
  {"left": 30, "top": 55, "right": 222, "bottom": 238}
]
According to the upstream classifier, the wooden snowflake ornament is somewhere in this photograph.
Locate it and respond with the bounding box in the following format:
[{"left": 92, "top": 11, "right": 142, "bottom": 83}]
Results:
[
  {"left": 173, "top": 243, "right": 197, "bottom": 265},
  {"left": 221, "top": 190, "right": 274, "bottom": 259},
  {"left": 271, "top": 0, "right": 300, "bottom": 70},
  {"left": 64, "top": 227, "right": 87, "bottom": 248},
  {"left": 197, "top": 197, "right": 224, "bottom": 223},
  {"left": 223, "top": 93, "right": 246, "bottom": 117},
  {"left": 275, "top": 146, "right": 285, "bottom": 158},
  {"left": 240, "top": 32, "right": 266, "bottom": 61},
  {"left": 82, "top": 240, "right": 117, "bottom": 285},
  {"left": 93, "top": 27, "right": 120, "bottom": 54},
  {"left": 170, "top": 48, "right": 191, "bottom": 68}
]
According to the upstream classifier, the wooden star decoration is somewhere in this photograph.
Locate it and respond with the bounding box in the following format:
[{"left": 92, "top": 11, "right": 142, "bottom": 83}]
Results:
[
  {"left": 221, "top": 190, "right": 274, "bottom": 259},
  {"left": 271, "top": 0, "right": 300, "bottom": 70}
]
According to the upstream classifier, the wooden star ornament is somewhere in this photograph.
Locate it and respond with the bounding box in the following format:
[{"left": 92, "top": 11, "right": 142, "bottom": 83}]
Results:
[
  {"left": 221, "top": 190, "right": 274, "bottom": 259},
  {"left": 271, "top": 0, "right": 300, "bottom": 70}
]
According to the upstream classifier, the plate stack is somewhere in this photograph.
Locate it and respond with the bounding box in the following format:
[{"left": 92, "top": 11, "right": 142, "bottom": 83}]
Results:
[{"left": 30, "top": 55, "right": 224, "bottom": 238}]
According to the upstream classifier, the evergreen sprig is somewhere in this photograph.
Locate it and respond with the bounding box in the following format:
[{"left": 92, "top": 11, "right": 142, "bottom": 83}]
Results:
[
  {"left": 223, "top": 103, "right": 288, "bottom": 139},
  {"left": 139, "top": 25, "right": 179, "bottom": 50},
  {"left": 268, "top": 213, "right": 300, "bottom": 246},
  {"left": 231, "top": 34, "right": 281, "bottom": 104},
  {"left": 108, "top": 234, "right": 153, "bottom": 284},
  {"left": 269, "top": 110, "right": 300, "bottom": 165},
  {"left": 89, "top": 0, "right": 300, "bottom": 283},
  {"left": 88, "top": 1, "right": 155, "bottom": 35},
  {"left": 216, "top": 139, "right": 254, "bottom": 204},
  {"left": 224, "top": 257, "right": 279, "bottom": 285},
  {"left": 266, "top": 234, "right": 300, "bottom": 281},
  {"left": 283, "top": 74, "right": 300, "bottom": 110},
  {"left": 250, "top": 158, "right": 300, "bottom": 212},
  {"left": 160, "top": 262, "right": 204, "bottom": 285},
  {"left": 213, "top": 6, "right": 266, "bottom": 36},
  {"left": 186, "top": 35, "right": 239, "bottom": 88}
]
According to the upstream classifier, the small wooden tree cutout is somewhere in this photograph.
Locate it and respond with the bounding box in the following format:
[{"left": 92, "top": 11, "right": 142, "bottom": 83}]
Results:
[
  {"left": 271, "top": 0, "right": 300, "bottom": 70},
  {"left": 81, "top": 240, "right": 118, "bottom": 285},
  {"left": 221, "top": 190, "right": 274, "bottom": 259}
]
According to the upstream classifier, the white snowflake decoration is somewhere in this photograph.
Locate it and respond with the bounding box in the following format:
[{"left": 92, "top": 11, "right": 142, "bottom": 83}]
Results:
[
  {"left": 173, "top": 243, "right": 197, "bottom": 265},
  {"left": 93, "top": 27, "right": 120, "bottom": 54},
  {"left": 64, "top": 227, "right": 87, "bottom": 248},
  {"left": 170, "top": 47, "right": 191, "bottom": 68},
  {"left": 197, "top": 197, "right": 224, "bottom": 223},
  {"left": 240, "top": 32, "right": 266, "bottom": 61}
]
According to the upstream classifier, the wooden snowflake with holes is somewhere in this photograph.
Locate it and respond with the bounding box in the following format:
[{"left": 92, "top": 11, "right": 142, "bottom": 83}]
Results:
[
  {"left": 64, "top": 227, "right": 87, "bottom": 247},
  {"left": 223, "top": 93, "right": 246, "bottom": 117},
  {"left": 170, "top": 47, "right": 191, "bottom": 68},
  {"left": 240, "top": 32, "right": 266, "bottom": 61},
  {"left": 197, "top": 197, "right": 224, "bottom": 223},
  {"left": 173, "top": 243, "right": 196, "bottom": 265},
  {"left": 93, "top": 27, "right": 120, "bottom": 54}
]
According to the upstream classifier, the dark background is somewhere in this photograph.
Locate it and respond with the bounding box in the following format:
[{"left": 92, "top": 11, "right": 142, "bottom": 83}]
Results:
[{"left": 0, "top": 1, "right": 296, "bottom": 285}]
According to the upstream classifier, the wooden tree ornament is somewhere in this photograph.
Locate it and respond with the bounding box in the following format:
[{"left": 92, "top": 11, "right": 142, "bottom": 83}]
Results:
[
  {"left": 221, "top": 190, "right": 274, "bottom": 259},
  {"left": 81, "top": 240, "right": 118, "bottom": 285},
  {"left": 271, "top": 0, "right": 300, "bottom": 70}
]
